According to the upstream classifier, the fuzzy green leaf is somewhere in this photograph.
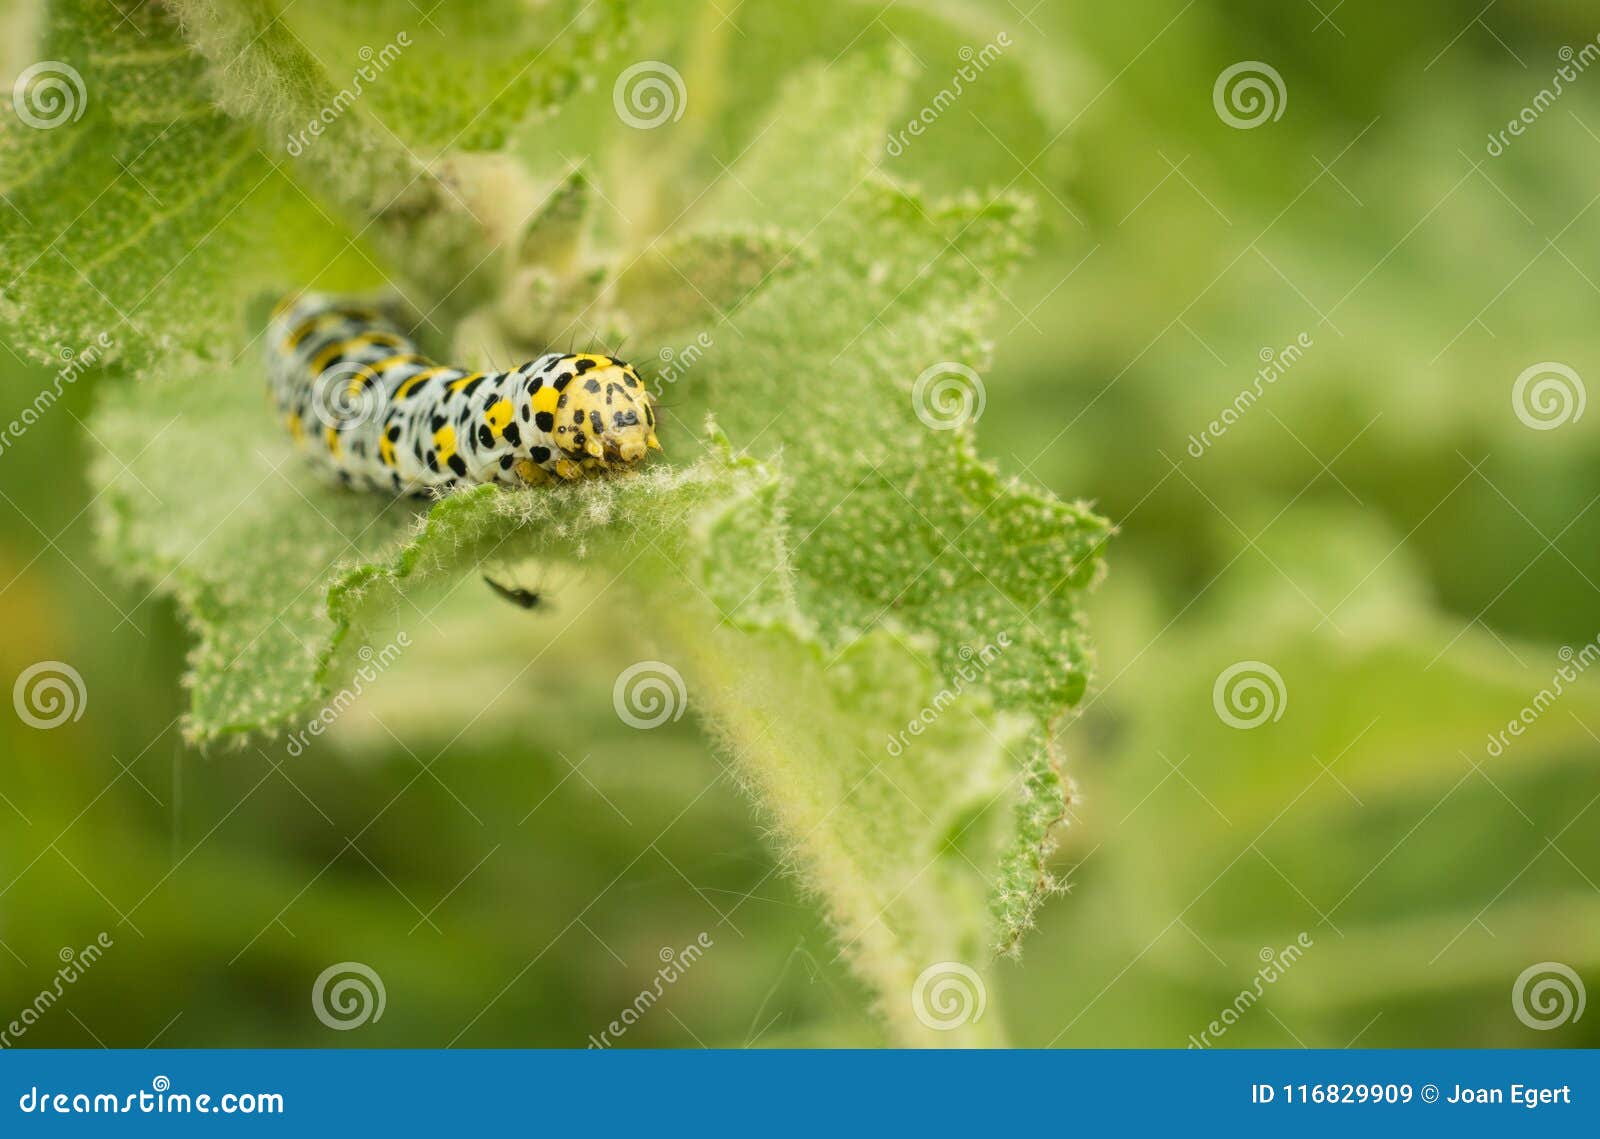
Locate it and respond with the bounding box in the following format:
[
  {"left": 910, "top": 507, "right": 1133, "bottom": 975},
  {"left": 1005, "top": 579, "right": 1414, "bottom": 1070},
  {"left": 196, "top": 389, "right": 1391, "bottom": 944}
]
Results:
[
  {"left": 613, "top": 228, "right": 807, "bottom": 344},
  {"left": 171, "top": 0, "right": 631, "bottom": 156},
  {"left": 164, "top": 0, "right": 631, "bottom": 311},
  {"left": 0, "top": 0, "right": 361, "bottom": 366}
]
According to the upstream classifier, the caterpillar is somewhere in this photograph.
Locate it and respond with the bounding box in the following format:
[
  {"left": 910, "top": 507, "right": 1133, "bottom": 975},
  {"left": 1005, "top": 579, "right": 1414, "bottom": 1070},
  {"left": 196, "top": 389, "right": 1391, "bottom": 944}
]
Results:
[{"left": 266, "top": 292, "right": 660, "bottom": 496}]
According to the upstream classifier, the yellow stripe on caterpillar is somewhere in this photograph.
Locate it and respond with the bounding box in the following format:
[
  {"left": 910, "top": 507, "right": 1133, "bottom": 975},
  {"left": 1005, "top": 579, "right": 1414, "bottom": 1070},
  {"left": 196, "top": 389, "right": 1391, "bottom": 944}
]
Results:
[{"left": 311, "top": 331, "right": 404, "bottom": 374}]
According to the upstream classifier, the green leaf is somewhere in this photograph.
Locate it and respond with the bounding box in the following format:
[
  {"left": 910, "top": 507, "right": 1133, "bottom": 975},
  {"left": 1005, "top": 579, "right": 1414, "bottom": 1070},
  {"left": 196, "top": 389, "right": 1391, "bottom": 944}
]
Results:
[
  {"left": 0, "top": 0, "right": 361, "bottom": 366},
  {"left": 270, "top": 0, "right": 631, "bottom": 154},
  {"left": 91, "top": 46, "right": 1108, "bottom": 1043},
  {"left": 474, "top": 165, "right": 808, "bottom": 363},
  {"left": 168, "top": 0, "right": 631, "bottom": 156},
  {"left": 164, "top": 0, "right": 630, "bottom": 313},
  {"left": 612, "top": 228, "right": 806, "bottom": 344},
  {"left": 513, "top": 164, "right": 591, "bottom": 272}
]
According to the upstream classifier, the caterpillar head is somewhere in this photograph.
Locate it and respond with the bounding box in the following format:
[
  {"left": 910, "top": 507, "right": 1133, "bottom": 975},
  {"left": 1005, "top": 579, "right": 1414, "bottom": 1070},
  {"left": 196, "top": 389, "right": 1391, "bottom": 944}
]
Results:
[{"left": 548, "top": 354, "right": 660, "bottom": 470}]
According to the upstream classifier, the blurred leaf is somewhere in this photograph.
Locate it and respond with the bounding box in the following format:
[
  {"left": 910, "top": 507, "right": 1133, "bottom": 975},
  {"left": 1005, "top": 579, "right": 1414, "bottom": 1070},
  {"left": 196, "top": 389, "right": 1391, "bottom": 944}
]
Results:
[
  {"left": 271, "top": 0, "right": 631, "bottom": 153},
  {"left": 1065, "top": 505, "right": 1600, "bottom": 1042},
  {"left": 612, "top": 228, "right": 805, "bottom": 343}
]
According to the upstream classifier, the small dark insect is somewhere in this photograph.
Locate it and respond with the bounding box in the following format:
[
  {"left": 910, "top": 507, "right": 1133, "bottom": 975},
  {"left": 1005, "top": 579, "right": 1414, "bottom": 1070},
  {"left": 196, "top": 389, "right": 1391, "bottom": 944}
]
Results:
[{"left": 483, "top": 576, "right": 542, "bottom": 610}]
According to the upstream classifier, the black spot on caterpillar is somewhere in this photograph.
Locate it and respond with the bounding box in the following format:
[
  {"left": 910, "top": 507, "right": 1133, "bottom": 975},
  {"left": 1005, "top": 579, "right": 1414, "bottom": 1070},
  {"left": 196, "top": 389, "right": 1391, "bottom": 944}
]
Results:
[{"left": 267, "top": 292, "right": 661, "bottom": 495}]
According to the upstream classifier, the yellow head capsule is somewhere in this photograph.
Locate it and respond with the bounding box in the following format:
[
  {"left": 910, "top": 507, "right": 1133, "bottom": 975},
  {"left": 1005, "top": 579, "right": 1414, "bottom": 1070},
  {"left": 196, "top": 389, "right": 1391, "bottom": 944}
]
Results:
[{"left": 547, "top": 356, "right": 657, "bottom": 470}]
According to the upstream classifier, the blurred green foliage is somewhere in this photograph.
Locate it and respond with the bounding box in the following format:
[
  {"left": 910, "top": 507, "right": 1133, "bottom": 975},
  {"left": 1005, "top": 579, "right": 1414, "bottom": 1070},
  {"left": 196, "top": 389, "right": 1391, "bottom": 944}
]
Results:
[{"left": 3, "top": 0, "right": 1599, "bottom": 1048}]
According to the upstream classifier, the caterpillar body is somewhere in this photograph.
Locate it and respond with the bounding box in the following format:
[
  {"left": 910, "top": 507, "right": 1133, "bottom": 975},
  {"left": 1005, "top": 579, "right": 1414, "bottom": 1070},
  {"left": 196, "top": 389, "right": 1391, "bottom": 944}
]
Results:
[{"left": 266, "top": 293, "right": 660, "bottom": 496}]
